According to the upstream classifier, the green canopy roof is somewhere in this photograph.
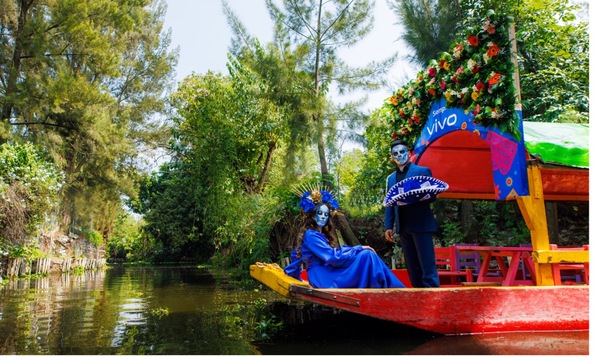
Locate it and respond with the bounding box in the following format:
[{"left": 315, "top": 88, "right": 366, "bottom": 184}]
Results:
[{"left": 523, "top": 122, "right": 589, "bottom": 168}]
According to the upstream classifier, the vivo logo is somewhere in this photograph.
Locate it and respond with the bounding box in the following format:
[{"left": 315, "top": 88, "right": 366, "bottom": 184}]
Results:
[{"left": 426, "top": 113, "right": 458, "bottom": 136}]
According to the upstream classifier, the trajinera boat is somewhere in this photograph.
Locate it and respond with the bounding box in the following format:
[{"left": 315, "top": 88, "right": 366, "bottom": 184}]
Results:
[{"left": 250, "top": 12, "right": 589, "bottom": 336}]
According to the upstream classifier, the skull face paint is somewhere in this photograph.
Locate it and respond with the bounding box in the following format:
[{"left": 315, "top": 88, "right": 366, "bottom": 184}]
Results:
[
  {"left": 314, "top": 204, "right": 330, "bottom": 227},
  {"left": 391, "top": 145, "right": 409, "bottom": 166}
]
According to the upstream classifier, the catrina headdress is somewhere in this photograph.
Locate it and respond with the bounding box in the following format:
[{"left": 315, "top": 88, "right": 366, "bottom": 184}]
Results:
[{"left": 291, "top": 183, "right": 339, "bottom": 215}]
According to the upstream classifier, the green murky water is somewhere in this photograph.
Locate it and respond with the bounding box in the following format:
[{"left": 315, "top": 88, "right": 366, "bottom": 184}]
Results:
[{"left": 0, "top": 265, "right": 588, "bottom": 355}]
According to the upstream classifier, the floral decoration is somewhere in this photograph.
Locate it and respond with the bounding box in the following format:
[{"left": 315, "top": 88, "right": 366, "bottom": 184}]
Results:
[
  {"left": 299, "top": 189, "right": 339, "bottom": 214},
  {"left": 384, "top": 10, "right": 520, "bottom": 146}
]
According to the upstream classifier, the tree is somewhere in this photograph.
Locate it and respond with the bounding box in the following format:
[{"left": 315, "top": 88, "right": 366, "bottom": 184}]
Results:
[
  {"left": 386, "top": 0, "right": 462, "bottom": 66},
  {"left": 137, "top": 64, "right": 290, "bottom": 263},
  {"left": 0, "top": 0, "right": 177, "bottom": 240},
  {"left": 225, "top": 0, "right": 396, "bottom": 188},
  {"left": 334, "top": 148, "right": 364, "bottom": 196},
  {"left": 129, "top": 167, "right": 209, "bottom": 261}
]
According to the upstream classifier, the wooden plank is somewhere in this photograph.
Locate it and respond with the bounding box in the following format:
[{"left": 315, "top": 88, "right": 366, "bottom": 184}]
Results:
[{"left": 289, "top": 285, "right": 360, "bottom": 307}]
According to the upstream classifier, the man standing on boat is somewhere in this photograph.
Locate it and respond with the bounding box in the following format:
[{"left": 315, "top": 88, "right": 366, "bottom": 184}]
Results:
[{"left": 384, "top": 139, "right": 440, "bottom": 288}]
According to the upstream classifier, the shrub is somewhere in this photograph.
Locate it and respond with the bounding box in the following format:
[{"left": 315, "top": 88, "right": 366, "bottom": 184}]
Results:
[{"left": 0, "top": 142, "right": 64, "bottom": 246}]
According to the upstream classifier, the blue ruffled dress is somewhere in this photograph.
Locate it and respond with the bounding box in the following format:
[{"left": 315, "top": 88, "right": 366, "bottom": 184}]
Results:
[{"left": 284, "top": 229, "right": 405, "bottom": 288}]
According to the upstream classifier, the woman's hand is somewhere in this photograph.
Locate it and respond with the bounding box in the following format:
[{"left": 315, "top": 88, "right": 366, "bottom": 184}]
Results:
[{"left": 362, "top": 245, "right": 376, "bottom": 252}]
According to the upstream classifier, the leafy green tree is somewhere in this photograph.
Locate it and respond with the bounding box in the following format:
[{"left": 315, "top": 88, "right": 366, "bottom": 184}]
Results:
[
  {"left": 132, "top": 61, "right": 290, "bottom": 264},
  {"left": 129, "top": 167, "right": 209, "bottom": 261},
  {"left": 223, "top": 35, "right": 313, "bottom": 181},
  {"left": 225, "top": 0, "right": 396, "bottom": 187},
  {"left": 0, "top": 0, "right": 177, "bottom": 241},
  {"left": 386, "top": 0, "right": 462, "bottom": 66},
  {"left": 510, "top": 0, "right": 588, "bottom": 122},
  {"left": 106, "top": 210, "right": 142, "bottom": 260},
  {"left": 334, "top": 148, "right": 364, "bottom": 198},
  {"left": 349, "top": 107, "right": 396, "bottom": 214}
]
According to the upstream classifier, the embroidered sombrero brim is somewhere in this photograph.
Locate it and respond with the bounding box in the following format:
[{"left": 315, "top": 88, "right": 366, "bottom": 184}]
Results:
[{"left": 383, "top": 176, "right": 449, "bottom": 207}]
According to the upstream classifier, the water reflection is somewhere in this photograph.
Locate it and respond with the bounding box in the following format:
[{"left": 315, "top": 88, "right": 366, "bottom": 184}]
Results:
[
  {"left": 0, "top": 266, "right": 590, "bottom": 355},
  {"left": 0, "top": 266, "right": 270, "bottom": 354}
]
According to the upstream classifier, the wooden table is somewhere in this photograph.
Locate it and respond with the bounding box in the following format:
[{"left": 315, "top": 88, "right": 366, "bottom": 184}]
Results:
[{"left": 456, "top": 245, "right": 536, "bottom": 286}]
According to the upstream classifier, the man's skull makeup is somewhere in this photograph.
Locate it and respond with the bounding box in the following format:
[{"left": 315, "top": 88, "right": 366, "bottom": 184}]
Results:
[
  {"left": 391, "top": 144, "right": 410, "bottom": 165},
  {"left": 314, "top": 204, "right": 330, "bottom": 227}
]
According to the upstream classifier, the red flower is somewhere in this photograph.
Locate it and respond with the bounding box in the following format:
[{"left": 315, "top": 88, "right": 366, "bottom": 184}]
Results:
[
  {"left": 451, "top": 75, "right": 458, "bottom": 84},
  {"left": 475, "top": 82, "right": 485, "bottom": 92},
  {"left": 489, "top": 73, "right": 502, "bottom": 85},
  {"left": 472, "top": 66, "right": 480, "bottom": 74},
  {"left": 428, "top": 67, "right": 436, "bottom": 77},
  {"left": 392, "top": 132, "right": 398, "bottom": 139},
  {"left": 441, "top": 80, "right": 447, "bottom": 90},
  {"left": 487, "top": 44, "right": 500, "bottom": 57},
  {"left": 428, "top": 88, "right": 436, "bottom": 96},
  {"left": 467, "top": 35, "right": 479, "bottom": 46}
]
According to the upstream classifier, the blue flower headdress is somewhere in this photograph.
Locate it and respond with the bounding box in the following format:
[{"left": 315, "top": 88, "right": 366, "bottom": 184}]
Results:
[{"left": 292, "top": 184, "right": 339, "bottom": 214}]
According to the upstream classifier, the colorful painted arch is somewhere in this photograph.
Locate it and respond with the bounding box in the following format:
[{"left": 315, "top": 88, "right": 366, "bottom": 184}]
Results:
[{"left": 411, "top": 99, "right": 588, "bottom": 202}]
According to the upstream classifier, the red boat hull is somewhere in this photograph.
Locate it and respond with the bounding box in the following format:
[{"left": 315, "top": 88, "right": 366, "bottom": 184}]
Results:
[{"left": 288, "top": 284, "right": 589, "bottom": 335}]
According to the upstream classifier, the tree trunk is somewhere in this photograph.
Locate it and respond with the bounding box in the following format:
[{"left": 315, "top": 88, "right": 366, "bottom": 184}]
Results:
[
  {"left": 460, "top": 200, "right": 475, "bottom": 242},
  {"left": 2, "top": 0, "right": 31, "bottom": 122},
  {"left": 257, "top": 141, "right": 276, "bottom": 193},
  {"left": 334, "top": 211, "right": 361, "bottom": 246},
  {"left": 59, "top": 191, "right": 74, "bottom": 234}
]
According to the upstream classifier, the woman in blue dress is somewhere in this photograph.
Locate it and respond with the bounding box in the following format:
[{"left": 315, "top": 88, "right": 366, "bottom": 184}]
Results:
[{"left": 284, "top": 189, "right": 405, "bottom": 288}]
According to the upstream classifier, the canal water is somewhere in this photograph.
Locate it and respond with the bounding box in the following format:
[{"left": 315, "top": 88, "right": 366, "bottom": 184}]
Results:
[{"left": 0, "top": 265, "right": 589, "bottom": 355}]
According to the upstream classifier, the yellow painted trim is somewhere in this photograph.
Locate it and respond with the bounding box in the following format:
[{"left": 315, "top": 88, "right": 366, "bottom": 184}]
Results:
[
  {"left": 249, "top": 262, "right": 311, "bottom": 298},
  {"left": 533, "top": 250, "right": 589, "bottom": 264}
]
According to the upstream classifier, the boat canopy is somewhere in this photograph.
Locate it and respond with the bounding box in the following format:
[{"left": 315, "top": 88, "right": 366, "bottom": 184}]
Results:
[
  {"left": 523, "top": 122, "right": 589, "bottom": 169},
  {"left": 415, "top": 120, "right": 589, "bottom": 202}
]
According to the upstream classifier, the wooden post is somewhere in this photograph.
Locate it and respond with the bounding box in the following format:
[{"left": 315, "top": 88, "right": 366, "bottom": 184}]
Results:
[
  {"left": 508, "top": 19, "right": 522, "bottom": 111},
  {"left": 516, "top": 164, "right": 553, "bottom": 285},
  {"left": 508, "top": 20, "right": 554, "bottom": 285}
]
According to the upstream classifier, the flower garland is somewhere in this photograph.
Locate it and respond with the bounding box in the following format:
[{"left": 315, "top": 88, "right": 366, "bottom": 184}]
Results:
[{"left": 384, "top": 10, "right": 520, "bottom": 146}]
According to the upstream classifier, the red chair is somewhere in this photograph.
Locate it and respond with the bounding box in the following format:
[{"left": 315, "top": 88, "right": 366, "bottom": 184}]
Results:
[
  {"left": 435, "top": 247, "right": 473, "bottom": 286},
  {"left": 550, "top": 244, "right": 588, "bottom": 285},
  {"left": 453, "top": 243, "right": 481, "bottom": 278}
]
